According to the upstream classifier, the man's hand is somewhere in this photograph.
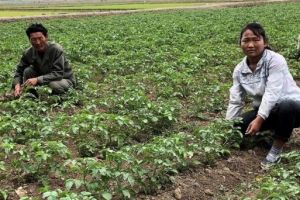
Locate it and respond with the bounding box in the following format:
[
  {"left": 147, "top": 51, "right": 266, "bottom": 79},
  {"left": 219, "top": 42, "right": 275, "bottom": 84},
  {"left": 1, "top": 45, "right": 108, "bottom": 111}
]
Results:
[
  {"left": 245, "top": 115, "right": 264, "bottom": 136},
  {"left": 24, "top": 78, "right": 38, "bottom": 87},
  {"left": 14, "top": 84, "right": 22, "bottom": 99}
]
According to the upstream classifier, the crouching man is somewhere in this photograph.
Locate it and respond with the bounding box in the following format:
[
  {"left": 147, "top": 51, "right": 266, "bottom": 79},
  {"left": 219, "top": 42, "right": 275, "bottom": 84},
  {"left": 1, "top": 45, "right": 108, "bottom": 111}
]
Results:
[{"left": 13, "top": 23, "right": 76, "bottom": 99}]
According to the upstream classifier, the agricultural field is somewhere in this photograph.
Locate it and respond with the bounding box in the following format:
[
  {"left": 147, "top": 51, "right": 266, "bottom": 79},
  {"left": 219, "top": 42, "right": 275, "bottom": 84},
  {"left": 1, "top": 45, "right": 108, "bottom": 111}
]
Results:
[
  {"left": 0, "top": 2, "right": 207, "bottom": 17},
  {"left": 0, "top": 1, "right": 300, "bottom": 200},
  {"left": 0, "top": 0, "right": 269, "bottom": 18}
]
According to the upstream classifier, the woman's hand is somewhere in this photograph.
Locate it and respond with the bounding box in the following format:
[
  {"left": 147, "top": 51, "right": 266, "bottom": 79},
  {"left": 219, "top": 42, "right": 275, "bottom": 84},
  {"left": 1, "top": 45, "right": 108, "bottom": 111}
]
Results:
[{"left": 245, "top": 115, "right": 264, "bottom": 136}]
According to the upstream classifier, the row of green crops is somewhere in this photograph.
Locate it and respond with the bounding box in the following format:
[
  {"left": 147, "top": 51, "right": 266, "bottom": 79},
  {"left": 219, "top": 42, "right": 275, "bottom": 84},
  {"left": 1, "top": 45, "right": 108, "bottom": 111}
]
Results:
[{"left": 1, "top": 2, "right": 300, "bottom": 199}]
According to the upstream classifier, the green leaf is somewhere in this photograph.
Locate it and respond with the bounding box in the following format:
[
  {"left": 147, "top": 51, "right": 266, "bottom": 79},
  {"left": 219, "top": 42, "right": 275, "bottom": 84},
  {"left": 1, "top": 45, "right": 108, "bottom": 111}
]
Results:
[
  {"left": 151, "top": 117, "right": 158, "bottom": 122},
  {"left": 74, "top": 179, "right": 83, "bottom": 189},
  {"left": 72, "top": 126, "right": 79, "bottom": 134},
  {"left": 0, "top": 162, "right": 6, "bottom": 171},
  {"left": 0, "top": 189, "right": 8, "bottom": 200},
  {"left": 122, "top": 189, "right": 131, "bottom": 198},
  {"left": 65, "top": 179, "right": 74, "bottom": 190},
  {"left": 127, "top": 175, "right": 135, "bottom": 186},
  {"left": 102, "top": 192, "right": 112, "bottom": 200},
  {"left": 42, "top": 191, "right": 58, "bottom": 198},
  {"left": 192, "top": 160, "right": 201, "bottom": 165}
]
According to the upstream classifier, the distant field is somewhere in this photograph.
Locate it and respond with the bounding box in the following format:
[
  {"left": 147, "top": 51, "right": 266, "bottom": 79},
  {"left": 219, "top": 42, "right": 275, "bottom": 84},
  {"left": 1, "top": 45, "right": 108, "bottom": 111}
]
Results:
[
  {"left": 0, "top": 0, "right": 256, "bottom": 5},
  {"left": 0, "top": 2, "right": 204, "bottom": 9},
  {"left": 0, "top": 2, "right": 207, "bottom": 17},
  {"left": 0, "top": 0, "right": 262, "bottom": 17},
  {"left": 0, "top": 10, "right": 79, "bottom": 17}
]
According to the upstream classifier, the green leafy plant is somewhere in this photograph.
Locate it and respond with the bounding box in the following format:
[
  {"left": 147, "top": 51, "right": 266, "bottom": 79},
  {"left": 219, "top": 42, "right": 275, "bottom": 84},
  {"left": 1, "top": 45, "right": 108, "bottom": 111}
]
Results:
[
  {"left": 194, "top": 118, "right": 243, "bottom": 165},
  {"left": 256, "top": 151, "right": 300, "bottom": 199},
  {"left": 6, "top": 140, "right": 70, "bottom": 185}
]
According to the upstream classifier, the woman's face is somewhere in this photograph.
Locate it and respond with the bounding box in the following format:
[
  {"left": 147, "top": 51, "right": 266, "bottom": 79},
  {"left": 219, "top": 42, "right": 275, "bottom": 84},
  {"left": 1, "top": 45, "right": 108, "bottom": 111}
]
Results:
[{"left": 240, "top": 29, "right": 267, "bottom": 61}]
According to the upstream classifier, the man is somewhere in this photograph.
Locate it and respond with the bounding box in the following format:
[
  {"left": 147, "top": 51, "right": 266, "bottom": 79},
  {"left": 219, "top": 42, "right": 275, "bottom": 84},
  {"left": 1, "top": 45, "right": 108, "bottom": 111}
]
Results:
[{"left": 13, "top": 23, "right": 75, "bottom": 99}]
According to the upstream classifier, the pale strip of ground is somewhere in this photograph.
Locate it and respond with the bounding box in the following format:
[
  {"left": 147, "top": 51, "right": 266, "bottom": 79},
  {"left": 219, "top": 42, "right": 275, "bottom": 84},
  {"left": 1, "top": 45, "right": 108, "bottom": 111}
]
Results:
[{"left": 0, "top": 0, "right": 292, "bottom": 22}]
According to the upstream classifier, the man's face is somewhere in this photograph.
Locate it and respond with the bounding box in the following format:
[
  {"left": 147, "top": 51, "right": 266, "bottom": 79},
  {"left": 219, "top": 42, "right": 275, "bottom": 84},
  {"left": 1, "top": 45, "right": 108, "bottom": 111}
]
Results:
[{"left": 29, "top": 32, "right": 48, "bottom": 53}]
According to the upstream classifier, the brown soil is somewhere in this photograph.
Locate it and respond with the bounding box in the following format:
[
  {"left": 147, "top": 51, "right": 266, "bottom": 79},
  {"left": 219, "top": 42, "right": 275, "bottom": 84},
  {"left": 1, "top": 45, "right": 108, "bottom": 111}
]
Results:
[
  {"left": 136, "top": 129, "right": 300, "bottom": 200},
  {"left": 3, "top": 129, "right": 299, "bottom": 199},
  {"left": 1, "top": 1, "right": 299, "bottom": 200}
]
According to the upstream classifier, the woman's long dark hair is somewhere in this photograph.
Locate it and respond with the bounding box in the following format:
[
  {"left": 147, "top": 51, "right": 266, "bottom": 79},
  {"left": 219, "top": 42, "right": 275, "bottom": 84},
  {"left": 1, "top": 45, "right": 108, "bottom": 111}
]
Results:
[{"left": 239, "top": 23, "right": 272, "bottom": 50}]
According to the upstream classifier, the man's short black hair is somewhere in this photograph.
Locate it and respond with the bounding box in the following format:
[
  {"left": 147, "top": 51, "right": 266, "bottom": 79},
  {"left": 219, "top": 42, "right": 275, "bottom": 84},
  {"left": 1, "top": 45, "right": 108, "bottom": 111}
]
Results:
[{"left": 26, "top": 23, "right": 48, "bottom": 38}]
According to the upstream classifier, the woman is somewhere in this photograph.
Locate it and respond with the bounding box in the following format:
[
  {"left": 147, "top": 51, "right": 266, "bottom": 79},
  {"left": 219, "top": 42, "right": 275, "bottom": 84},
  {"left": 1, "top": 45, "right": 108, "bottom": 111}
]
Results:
[{"left": 226, "top": 23, "right": 300, "bottom": 167}]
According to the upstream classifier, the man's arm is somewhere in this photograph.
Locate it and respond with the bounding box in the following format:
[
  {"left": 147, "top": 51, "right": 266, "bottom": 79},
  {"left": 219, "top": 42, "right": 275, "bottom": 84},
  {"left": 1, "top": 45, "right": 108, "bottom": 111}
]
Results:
[
  {"left": 13, "top": 52, "right": 31, "bottom": 98},
  {"left": 14, "top": 83, "right": 22, "bottom": 98},
  {"left": 13, "top": 52, "right": 30, "bottom": 86}
]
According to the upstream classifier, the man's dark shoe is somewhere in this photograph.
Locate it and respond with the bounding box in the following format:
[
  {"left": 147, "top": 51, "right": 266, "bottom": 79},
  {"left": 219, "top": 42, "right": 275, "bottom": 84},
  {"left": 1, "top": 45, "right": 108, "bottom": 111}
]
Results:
[{"left": 27, "top": 88, "right": 39, "bottom": 98}]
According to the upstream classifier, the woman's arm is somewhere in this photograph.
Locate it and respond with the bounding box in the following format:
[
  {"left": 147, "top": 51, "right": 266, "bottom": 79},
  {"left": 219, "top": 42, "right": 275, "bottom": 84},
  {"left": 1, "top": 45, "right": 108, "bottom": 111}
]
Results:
[
  {"left": 257, "top": 54, "right": 286, "bottom": 119},
  {"left": 226, "top": 68, "right": 246, "bottom": 120}
]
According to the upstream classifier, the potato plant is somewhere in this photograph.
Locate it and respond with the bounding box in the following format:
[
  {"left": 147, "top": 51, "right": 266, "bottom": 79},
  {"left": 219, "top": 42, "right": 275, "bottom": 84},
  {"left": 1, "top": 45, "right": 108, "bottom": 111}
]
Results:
[{"left": 0, "top": 2, "right": 300, "bottom": 199}]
